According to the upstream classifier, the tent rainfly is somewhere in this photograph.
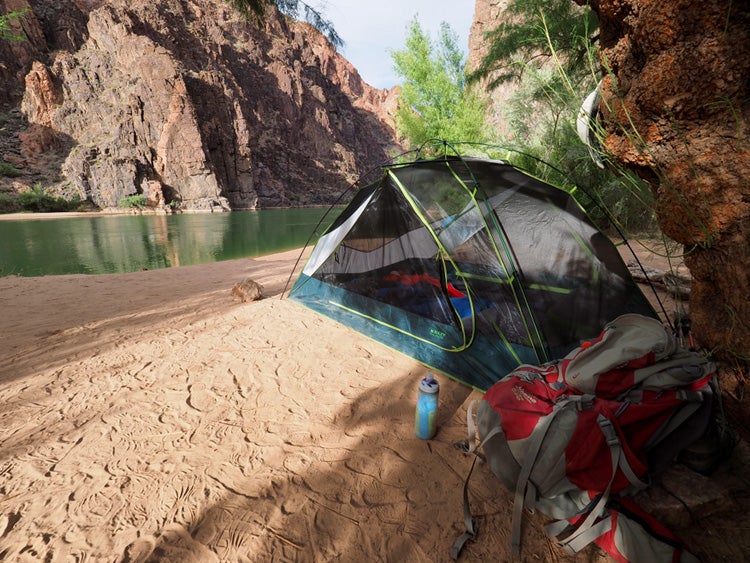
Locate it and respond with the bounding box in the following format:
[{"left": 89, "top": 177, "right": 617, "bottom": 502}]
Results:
[{"left": 289, "top": 156, "right": 657, "bottom": 391}]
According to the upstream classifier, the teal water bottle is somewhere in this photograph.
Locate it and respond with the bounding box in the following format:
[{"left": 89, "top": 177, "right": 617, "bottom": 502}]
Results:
[{"left": 415, "top": 372, "right": 439, "bottom": 439}]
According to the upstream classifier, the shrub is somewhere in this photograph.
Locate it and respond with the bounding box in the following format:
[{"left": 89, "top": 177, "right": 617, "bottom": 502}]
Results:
[
  {"left": 0, "top": 161, "right": 23, "bottom": 177},
  {"left": 118, "top": 194, "right": 148, "bottom": 209},
  {"left": 15, "top": 184, "right": 80, "bottom": 212},
  {"left": 0, "top": 193, "right": 20, "bottom": 213}
]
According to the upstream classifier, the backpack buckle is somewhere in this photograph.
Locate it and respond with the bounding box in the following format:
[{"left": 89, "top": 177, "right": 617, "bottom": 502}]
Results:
[
  {"left": 676, "top": 389, "right": 704, "bottom": 402},
  {"left": 598, "top": 416, "right": 620, "bottom": 447},
  {"left": 578, "top": 395, "right": 595, "bottom": 411}
]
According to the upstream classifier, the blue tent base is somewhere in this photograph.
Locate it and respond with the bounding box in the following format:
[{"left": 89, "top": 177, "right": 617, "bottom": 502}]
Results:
[{"left": 290, "top": 275, "right": 542, "bottom": 391}]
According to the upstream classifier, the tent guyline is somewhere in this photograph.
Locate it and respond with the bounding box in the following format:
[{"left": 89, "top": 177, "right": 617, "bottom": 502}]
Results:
[{"left": 287, "top": 148, "right": 660, "bottom": 391}]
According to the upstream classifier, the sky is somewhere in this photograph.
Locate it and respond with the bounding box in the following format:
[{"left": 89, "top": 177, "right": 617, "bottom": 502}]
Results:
[{"left": 319, "top": 1, "right": 476, "bottom": 90}]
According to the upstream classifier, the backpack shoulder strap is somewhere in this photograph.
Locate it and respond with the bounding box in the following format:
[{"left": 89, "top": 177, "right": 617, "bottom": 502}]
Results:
[
  {"left": 509, "top": 394, "right": 593, "bottom": 556},
  {"left": 547, "top": 413, "right": 648, "bottom": 554}
]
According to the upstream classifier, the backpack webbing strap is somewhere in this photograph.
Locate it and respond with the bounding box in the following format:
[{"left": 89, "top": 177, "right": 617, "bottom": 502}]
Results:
[
  {"left": 465, "top": 400, "right": 479, "bottom": 453},
  {"left": 562, "top": 516, "right": 613, "bottom": 553},
  {"left": 451, "top": 456, "right": 479, "bottom": 560},
  {"left": 451, "top": 424, "right": 505, "bottom": 559},
  {"left": 601, "top": 416, "right": 648, "bottom": 492},
  {"left": 550, "top": 414, "right": 645, "bottom": 554},
  {"left": 510, "top": 399, "right": 574, "bottom": 556}
]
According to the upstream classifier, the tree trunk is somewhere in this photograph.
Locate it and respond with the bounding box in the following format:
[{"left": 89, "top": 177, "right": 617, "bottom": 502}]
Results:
[{"left": 582, "top": 0, "right": 750, "bottom": 361}]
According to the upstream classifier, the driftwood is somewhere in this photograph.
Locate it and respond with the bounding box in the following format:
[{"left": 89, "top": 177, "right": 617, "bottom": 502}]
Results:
[{"left": 627, "top": 261, "right": 691, "bottom": 300}]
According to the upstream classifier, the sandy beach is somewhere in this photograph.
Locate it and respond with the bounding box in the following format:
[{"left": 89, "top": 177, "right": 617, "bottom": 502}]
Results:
[{"left": 1, "top": 246, "right": 747, "bottom": 562}]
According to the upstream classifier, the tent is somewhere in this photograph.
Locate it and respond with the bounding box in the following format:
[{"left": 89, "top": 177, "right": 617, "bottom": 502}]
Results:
[{"left": 289, "top": 155, "right": 657, "bottom": 391}]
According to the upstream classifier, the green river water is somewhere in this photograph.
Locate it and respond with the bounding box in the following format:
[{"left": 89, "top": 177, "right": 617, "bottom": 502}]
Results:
[{"left": 0, "top": 208, "right": 336, "bottom": 277}]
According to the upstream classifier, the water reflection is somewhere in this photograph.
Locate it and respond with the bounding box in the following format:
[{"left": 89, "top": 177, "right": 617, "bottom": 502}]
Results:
[{"left": 0, "top": 208, "right": 335, "bottom": 277}]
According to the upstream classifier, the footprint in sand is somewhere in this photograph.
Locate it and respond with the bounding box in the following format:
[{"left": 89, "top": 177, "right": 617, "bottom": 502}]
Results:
[
  {"left": 119, "top": 536, "right": 156, "bottom": 563},
  {"left": 187, "top": 382, "right": 217, "bottom": 412}
]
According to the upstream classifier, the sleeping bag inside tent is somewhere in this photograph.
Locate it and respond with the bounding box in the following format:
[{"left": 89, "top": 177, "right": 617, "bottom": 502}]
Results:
[{"left": 289, "top": 156, "right": 657, "bottom": 391}]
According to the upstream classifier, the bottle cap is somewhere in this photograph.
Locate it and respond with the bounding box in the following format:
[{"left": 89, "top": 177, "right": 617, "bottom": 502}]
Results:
[{"left": 419, "top": 372, "right": 439, "bottom": 394}]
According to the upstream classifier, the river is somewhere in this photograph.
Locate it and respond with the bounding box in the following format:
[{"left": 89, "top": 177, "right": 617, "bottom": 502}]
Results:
[{"left": 0, "top": 208, "right": 337, "bottom": 277}]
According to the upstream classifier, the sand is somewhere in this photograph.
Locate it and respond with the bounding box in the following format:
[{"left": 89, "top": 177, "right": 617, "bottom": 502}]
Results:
[
  {"left": 0, "top": 249, "right": 504, "bottom": 562},
  {"left": 0, "top": 246, "right": 742, "bottom": 562}
]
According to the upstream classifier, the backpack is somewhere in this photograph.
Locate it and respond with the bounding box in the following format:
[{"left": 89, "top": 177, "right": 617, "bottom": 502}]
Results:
[{"left": 453, "top": 314, "right": 716, "bottom": 562}]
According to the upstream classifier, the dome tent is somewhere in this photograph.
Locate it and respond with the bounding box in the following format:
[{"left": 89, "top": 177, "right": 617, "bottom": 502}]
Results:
[{"left": 289, "top": 152, "right": 657, "bottom": 391}]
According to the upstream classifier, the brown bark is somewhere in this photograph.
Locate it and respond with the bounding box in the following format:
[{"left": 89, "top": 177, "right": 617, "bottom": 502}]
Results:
[{"left": 581, "top": 0, "right": 750, "bottom": 360}]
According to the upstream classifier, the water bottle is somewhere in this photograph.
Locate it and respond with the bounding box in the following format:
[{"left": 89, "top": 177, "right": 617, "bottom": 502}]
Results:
[{"left": 415, "top": 372, "right": 439, "bottom": 439}]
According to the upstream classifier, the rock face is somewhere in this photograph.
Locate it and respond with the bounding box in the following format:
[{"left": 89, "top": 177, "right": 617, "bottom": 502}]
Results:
[
  {"left": 582, "top": 0, "right": 750, "bottom": 360},
  {"left": 1, "top": 0, "right": 400, "bottom": 210},
  {"left": 466, "top": 0, "right": 513, "bottom": 137}
]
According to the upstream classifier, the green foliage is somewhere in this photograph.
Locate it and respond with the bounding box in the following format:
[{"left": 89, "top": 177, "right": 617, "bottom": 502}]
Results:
[
  {"left": 470, "top": 0, "right": 658, "bottom": 235},
  {"left": 0, "top": 184, "right": 83, "bottom": 213},
  {"left": 0, "top": 161, "right": 23, "bottom": 177},
  {"left": 227, "top": 0, "right": 265, "bottom": 17},
  {"left": 0, "top": 193, "right": 18, "bottom": 213},
  {"left": 118, "top": 194, "right": 148, "bottom": 209},
  {"left": 0, "top": 8, "right": 30, "bottom": 42},
  {"left": 227, "top": 0, "right": 342, "bottom": 47},
  {"left": 391, "top": 18, "right": 488, "bottom": 148},
  {"left": 471, "top": 0, "right": 597, "bottom": 91}
]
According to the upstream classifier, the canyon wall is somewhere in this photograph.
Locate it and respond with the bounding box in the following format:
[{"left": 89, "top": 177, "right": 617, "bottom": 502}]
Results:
[{"left": 0, "top": 0, "right": 400, "bottom": 210}]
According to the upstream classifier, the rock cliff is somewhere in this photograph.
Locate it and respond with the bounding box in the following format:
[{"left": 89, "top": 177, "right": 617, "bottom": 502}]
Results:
[
  {"left": 466, "top": 0, "right": 512, "bottom": 137},
  {"left": 0, "top": 0, "right": 400, "bottom": 210}
]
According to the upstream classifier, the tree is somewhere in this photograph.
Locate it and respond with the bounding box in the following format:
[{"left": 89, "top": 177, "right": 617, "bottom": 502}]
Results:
[
  {"left": 470, "top": 0, "right": 597, "bottom": 91},
  {"left": 470, "top": 0, "right": 600, "bottom": 154},
  {"left": 391, "top": 18, "right": 487, "bottom": 148},
  {"left": 580, "top": 0, "right": 750, "bottom": 364},
  {"left": 227, "top": 0, "right": 342, "bottom": 47},
  {"left": 476, "top": 0, "right": 750, "bottom": 364},
  {"left": 469, "top": 0, "right": 657, "bottom": 233}
]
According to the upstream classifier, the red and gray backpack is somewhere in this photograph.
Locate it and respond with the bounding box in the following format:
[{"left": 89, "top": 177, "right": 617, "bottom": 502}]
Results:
[{"left": 453, "top": 314, "right": 717, "bottom": 562}]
